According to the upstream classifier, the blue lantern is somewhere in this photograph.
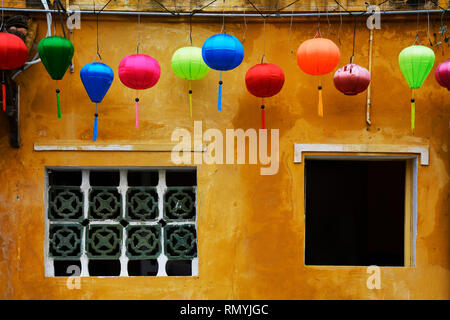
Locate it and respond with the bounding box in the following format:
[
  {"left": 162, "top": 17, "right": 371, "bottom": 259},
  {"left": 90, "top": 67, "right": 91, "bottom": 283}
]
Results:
[
  {"left": 202, "top": 34, "right": 244, "bottom": 111},
  {"left": 80, "top": 62, "right": 114, "bottom": 142}
]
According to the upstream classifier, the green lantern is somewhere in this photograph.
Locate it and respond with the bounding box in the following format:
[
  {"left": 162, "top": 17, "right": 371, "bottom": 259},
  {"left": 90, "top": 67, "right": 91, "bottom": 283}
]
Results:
[
  {"left": 171, "top": 46, "right": 209, "bottom": 118},
  {"left": 38, "top": 36, "right": 74, "bottom": 119},
  {"left": 398, "top": 45, "right": 435, "bottom": 134}
]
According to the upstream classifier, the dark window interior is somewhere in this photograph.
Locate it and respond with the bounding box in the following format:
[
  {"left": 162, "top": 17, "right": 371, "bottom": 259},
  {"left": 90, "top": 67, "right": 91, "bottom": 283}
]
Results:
[
  {"left": 305, "top": 160, "right": 406, "bottom": 267},
  {"left": 88, "top": 260, "right": 121, "bottom": 276},
  {"left": 54, "top": 260, "right": 82, "bottom": 277},
  {"left": 48, "top": 170, "right": 82, "bottom": 186},
  {"left": 89, "top": 170, "right": 120, "bottom": 186},
  {"left": 166, "top": 260, "right": 192, "bottom": 276},
  {"left": 127, "top": 170, "right": 159, "bottom": 186},
  {"left": 166, "top": 169, "right": 196, "bottom": 186},
  {"left": 128, "top": 259, "right": 159, "bottom": 276}
]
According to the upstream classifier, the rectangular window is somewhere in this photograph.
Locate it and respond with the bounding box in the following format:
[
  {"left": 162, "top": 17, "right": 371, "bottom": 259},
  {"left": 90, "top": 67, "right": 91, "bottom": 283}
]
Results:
[
  {"left": 305, "top": 159, "right": 414, "bottom": 267},
  {"left": 45, "top": 167, "right": 198, "bottom": 277}
]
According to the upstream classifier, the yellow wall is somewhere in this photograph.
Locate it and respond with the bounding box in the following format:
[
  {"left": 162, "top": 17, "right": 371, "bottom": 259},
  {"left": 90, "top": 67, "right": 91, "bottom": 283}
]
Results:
[{"left": 0, "top": 9, "right": 449, "bottom": 299}]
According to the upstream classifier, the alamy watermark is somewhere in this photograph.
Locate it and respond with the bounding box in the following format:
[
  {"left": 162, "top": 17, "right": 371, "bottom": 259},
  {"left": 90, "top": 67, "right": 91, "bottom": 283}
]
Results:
[
  {"left": 171, "top": 121, "right": 279, "bottom": 175},
  {"left": 366, "top": 266, "right": 381, "bottom": 290},
  {"left": 366, "top": 5, "right": 381, "bottom": 30}
]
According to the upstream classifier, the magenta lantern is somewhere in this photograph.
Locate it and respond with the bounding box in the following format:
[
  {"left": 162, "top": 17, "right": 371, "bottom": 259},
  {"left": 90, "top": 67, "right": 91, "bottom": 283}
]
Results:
[
  {"left": 435, "top": 59, "right": 450, "bottom": 91},
  {"left": 333, "top": 63, "right": 371, "bottom": 95},
  {"left": 118, "top": 54, "right": 161, "bottom": 128}
]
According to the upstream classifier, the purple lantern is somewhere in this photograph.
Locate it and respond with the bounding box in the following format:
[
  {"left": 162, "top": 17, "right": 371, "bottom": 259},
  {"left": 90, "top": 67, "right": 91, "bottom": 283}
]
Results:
[
  {"left": 333, "top": 63, "right": 371, "bottom": 95},
  {"left": 435, "top": 59, "right": 450, "bottom": 91}
]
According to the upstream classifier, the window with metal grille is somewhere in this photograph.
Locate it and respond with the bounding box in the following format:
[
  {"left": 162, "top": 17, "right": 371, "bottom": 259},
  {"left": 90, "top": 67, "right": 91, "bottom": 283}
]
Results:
[{"left": 45, "top": 167, "right": 198, "bottom": 277}]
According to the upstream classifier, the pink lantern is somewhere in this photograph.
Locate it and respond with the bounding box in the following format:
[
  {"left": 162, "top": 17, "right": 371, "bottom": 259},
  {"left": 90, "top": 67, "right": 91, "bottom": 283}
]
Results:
[
  {"left": 118, "top": 54, "right": 161, "bottom": 128},
  {"left": 435, "top": 59, "right": 450, "bottom": 91},
  {"left": 333, "top": 63, "right": 371, "bottom": 95}
]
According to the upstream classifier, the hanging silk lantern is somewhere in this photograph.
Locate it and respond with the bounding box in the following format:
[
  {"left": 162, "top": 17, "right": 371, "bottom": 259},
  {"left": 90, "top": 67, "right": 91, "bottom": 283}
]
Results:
[
  {"left": 435, "top": 58, "right": 450, "bottom": 90},
  {"left": 118, "top": 54, "right": 161, "bottom": 128},
  {"left": 0, "top": 32, "right": 28, "bottom": 111},
  {"left": 245, "top": 63, "right": 285, "bottom": 129},
  {"left": 171, "top": 46, "right": 210, "bottom": 118},
  {"left": 80, "top": 62, "right": 114, "bottom": 142},
  {"left": 296, "top": 37, "right": 340, "bottom": 116},
  {"left": 202, "top": 34, "right": 244, "bottom": 111},
  {"left": 398, "top": 45, "right": 435, "bottom": 134},
  {"left": 333, "top": 64, "right": 371, "bottom": 95},
  {"left": 38, "top": 36, "right": 74, "bottom": 119}
]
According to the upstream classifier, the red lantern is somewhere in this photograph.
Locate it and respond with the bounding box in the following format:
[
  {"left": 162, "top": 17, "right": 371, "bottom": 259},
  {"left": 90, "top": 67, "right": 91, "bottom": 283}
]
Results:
[
  {"left": 0, "top": 32, "right": 28, "bottom": 111},
  {"left": 333, "top": 63, "right": 371, "bottom": 95},
  {"left": 296, "top": 37, "right": 340, "bottom": 116},
  {"left": 245, "top": 63, "right": 285, "bottom": 129},
  {"left": 118, "top": 54, "right": 161, "bottom": 128}
]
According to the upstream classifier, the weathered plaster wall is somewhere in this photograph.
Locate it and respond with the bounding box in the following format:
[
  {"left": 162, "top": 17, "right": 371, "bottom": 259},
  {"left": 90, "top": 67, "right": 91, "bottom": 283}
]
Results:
[{"left": 0, "top": 11, "right": 448, "bottom": 299}]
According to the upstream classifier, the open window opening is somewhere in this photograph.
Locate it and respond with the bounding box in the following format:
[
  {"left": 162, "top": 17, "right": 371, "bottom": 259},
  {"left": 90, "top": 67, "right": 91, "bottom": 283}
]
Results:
[{"left": 304, "top": 158, "right": 415, "bottom": 267}]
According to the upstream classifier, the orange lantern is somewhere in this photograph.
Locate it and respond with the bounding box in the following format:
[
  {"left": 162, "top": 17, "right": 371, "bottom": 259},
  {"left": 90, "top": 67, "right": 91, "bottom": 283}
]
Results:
[{"left": 296, "top": 37, "right": 340, "bottom": 116}]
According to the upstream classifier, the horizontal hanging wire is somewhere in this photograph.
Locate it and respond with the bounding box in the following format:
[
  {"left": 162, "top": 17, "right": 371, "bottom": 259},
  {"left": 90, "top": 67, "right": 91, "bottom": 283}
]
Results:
[
  {"left": 1, "top": 0, "right": 448, "bottom": 18},
  {"left": 1, "top": 7, "right": 447, "bottom": 18}
]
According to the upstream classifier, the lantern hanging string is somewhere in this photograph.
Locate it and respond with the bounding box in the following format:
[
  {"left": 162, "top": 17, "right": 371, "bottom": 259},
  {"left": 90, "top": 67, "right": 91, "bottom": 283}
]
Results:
[
  {"left": 53, "top": 0, "right": 67, "bottom": 38},
  {"left": 427, "top": 11, "right": 432, "bottom": 46},
  {"left": 315, "top": 5, "right": 321, "bottom": 37},
  {"left": 242, "top": 8, "right": 247, "bottom": 42},
  {"left": 325, "top": 6, "right": 331, "bottom": 38},
  {"left": 350, "top": 15, "right": 357, "bottom": 63},
  {"left": 1, "top": 0, "right": 4, "bottom": 31},
  {"left": 338, "top": 6, "right": 342, "bottom": 45},
  {"left": 414, "top": 10, "right": 420, "bottom": 45},
  {"left": 220, "top": 0, "right": 226, "bottom": 34},
  {"left": 189, "top": 13, "right": 193, "bottom": 45},
  {"left": 289, "top": 8, "right": 294, "bottom": 53},
  {"left": 137, "top": 0, "right": 141, "bottom": 54},
  {"left": 188, "top": 0, "right": 219, "bottom": 44},
  {"left": 261, "top": 17, "right": 266, "bottom": 63}
]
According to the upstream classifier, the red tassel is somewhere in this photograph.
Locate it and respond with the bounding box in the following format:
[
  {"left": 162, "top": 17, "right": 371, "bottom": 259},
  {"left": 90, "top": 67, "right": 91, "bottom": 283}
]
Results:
[
  {"left": 2, "top": 83, "right": 6, "bottom": 112},
  {"left": 261, "top": 105, "right": 266, "bottom": 129},
  {"left": 2, "top": 72, "right": 6, "bottom": 112}
]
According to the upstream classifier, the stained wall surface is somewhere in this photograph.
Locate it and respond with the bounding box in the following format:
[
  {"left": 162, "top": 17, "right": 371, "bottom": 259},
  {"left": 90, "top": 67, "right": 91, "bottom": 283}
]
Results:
[{"left": 0, "top": 8, "right": 448, "bottom": 299}]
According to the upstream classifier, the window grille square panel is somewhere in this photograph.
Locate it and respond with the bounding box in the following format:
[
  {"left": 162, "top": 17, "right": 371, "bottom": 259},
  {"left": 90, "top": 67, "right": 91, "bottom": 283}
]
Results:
[
  {"left": 45, "top": 168, "right": 198, "bottom": 277},
  {"left": 48, "top": 187, "right": 84, "bottom": 221},
  {"left": 163, "top": 187, "right": 196, "bottom": 222},
  {"left": 89, "top": 187, "right": 122, "bottom": 220},
  {"left": 49, "top": 224, "right": 83, "bottom": 259},
  {"left": 126, "top": 187, "right": 159, "bottom": 221}
]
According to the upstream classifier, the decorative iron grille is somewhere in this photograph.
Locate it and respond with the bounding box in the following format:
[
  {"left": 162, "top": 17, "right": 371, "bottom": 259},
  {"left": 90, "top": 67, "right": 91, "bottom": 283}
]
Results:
[{"left": 45, "top": 168, "right": 198, "bottom": 277}]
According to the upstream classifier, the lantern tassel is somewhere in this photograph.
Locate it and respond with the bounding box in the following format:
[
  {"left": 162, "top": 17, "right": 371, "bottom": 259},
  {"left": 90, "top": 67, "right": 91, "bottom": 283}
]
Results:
[
  {"left": 93, "top": 113, "right": 98, "bottom": 142},
  {"left": 318, "top": 85, "right": 323, "bottom": 117},
  {"left": 189, "top": 81, "right": 193, "bottom": 118},
  {"left": 56, "top": 81, "right": 61, "bottom": 119},
  {"left": 261, "top": 105, "right": 266, "bottom": 129},
  {"left": 2, "top": 72, "right": 6, "bottom": 112},
  {"left": 135, "top": 98, "right": 139, "bottom": 129},
  {"left": 411, "top": 90, "right": 415, "bottom": 135},
  {"left": 218, "top": 72, "right": 223, "bottom": 112}
]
